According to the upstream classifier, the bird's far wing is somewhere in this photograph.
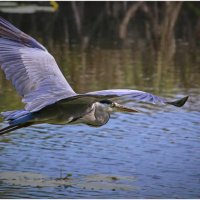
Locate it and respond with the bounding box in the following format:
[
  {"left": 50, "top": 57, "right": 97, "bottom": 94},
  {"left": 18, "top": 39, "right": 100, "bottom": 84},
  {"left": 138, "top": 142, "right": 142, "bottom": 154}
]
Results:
[
  {"left": 85, "top": 89, "right": 189, "bottom": 107},
  {"left": 0, "top": 17, "right": 76, "bottom": 112},
  {"left": 53, "top": 89, "right": 188, "bottom": 110}
]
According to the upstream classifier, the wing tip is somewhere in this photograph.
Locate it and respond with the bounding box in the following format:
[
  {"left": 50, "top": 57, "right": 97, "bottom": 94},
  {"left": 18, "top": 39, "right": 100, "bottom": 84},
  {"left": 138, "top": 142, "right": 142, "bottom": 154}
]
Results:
[
  {"left": 166, "top": 96, "right": 189, "bottom": 107},
  {"left": 0, "top": 17, "right": 46, "bottom": 51}
]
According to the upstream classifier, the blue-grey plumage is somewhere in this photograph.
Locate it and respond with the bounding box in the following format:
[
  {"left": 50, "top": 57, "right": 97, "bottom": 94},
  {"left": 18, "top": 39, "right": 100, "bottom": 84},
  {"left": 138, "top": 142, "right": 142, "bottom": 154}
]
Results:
[
  {"left": 0, "top": 17, "right": 189, "bottom": 135},
  {"left": 0, "top": 100, "right": 112, "bottom": 134}
]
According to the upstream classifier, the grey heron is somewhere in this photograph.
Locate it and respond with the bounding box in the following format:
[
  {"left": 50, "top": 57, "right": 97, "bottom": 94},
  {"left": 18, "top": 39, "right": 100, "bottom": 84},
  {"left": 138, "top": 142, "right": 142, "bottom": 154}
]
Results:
[{"left": 0, "top": 17, "right": 188, "bottom": 135}]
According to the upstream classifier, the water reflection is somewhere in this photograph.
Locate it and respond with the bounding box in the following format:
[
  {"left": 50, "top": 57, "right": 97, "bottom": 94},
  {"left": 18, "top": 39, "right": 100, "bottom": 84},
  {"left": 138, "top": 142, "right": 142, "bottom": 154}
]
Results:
[
  {"left": 0, "top": 45, "right": 199, "bottom": 110},
  {"left": 52, "top": 46, "right": 200, "bottom": 94}
]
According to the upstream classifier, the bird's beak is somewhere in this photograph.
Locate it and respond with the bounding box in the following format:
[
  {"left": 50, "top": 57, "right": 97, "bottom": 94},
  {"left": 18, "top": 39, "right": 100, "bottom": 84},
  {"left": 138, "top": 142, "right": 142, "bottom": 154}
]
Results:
[{"left": 112, "top": 102, "right": 139, "bottom": 113}]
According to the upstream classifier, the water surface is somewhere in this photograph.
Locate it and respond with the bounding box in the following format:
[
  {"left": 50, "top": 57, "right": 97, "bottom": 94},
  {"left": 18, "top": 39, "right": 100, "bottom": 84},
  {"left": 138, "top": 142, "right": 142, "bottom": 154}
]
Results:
[{"left": 0, "top": 44, "right": 199, "bottom": 198}]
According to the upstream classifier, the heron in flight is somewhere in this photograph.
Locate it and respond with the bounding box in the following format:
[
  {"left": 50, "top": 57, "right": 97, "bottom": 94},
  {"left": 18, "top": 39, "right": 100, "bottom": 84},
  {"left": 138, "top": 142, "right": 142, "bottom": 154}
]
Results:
[{"left": 0, "top": 17, "right": 188, "bottom": 135}]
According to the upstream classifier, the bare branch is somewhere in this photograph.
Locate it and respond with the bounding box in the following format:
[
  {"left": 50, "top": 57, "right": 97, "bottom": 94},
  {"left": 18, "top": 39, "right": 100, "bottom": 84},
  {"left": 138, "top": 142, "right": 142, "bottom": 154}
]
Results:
[
  {"left": 71, "top": 1, "right": 82, "bottom": 37},
  {"left": 119, "top": 2, "right": 143, "bottom": 40}
]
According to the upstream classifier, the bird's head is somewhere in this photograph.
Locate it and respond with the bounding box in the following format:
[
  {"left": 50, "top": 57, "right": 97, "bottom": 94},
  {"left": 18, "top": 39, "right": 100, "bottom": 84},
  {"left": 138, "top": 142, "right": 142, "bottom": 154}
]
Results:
[
  {"left": 88, "top": 100, "right": 138, "bottom": 127},
  {"left": 99, "top": 100, "right": 139, "bottom": 113}
]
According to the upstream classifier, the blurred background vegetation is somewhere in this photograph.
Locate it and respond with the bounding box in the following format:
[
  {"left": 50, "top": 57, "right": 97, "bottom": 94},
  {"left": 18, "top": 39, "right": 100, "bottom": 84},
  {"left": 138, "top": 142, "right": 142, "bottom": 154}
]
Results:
[
  {"left": 1, "top": 2, "right": 200, "bottom": 54},
  {"left": 0, "top": 1, "right": 199, "bottom": 109}
]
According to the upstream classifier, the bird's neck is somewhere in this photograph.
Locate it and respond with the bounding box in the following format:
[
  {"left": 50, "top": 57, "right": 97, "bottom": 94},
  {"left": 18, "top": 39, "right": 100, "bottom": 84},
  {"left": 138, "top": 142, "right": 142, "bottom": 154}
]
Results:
[
  {"left": 93, "top": 102, "right": 110, "bottom": 126},
  {"left": 80, "top": 102, "right": 110, "bottom": 127}
]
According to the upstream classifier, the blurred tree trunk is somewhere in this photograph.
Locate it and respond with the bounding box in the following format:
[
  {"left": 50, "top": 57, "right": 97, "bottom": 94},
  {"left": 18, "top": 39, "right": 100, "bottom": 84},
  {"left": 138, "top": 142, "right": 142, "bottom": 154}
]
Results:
[
  {"left": 71, "top": 1, "right": 82, "bottom": 38},
  {"left": 141, "top": 2, "right": 183, "bottom": 91},
  {"left": 119, "top": 1, "right": 143, "bottom": 40},
  {"left": 142, "top": 2, "right": 182, "bottom": 61},
  {"left": 159, "top": 2, "right": 183, "bottom": 62},
  {"left": 157, "top": 2, "right": 183, "bottom": 91}
]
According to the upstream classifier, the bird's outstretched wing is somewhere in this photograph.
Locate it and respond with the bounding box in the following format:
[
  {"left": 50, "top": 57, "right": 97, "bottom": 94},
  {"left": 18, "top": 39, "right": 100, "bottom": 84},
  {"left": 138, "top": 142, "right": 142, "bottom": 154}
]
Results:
[
  {"left": 0, "top": 17, "right": 76, "bottom": 112},
  {"left": 86, "top": 89, "right": 189, "bottom": 107},
  {"left": 56, "top": 89, "right": 188, "bottom": 108}
]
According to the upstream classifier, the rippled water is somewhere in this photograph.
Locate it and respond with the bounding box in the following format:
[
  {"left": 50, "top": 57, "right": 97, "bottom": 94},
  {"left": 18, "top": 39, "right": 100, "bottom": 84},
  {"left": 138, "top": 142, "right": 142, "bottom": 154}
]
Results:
[{"left": 0, "top": 44, "right": 200, "bottom": 198}]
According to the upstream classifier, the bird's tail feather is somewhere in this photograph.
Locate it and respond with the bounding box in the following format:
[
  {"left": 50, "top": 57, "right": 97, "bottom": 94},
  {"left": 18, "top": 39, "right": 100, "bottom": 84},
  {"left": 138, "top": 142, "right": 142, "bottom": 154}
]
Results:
[
  {"left": 1, "top": 110, "right": 30, "bottom": 121},
  {"left": 0, "top": 122, "right": 33, "bottom": 135},
  {"left": 0, "top": 111, "right": 35, "bottom": 135}
]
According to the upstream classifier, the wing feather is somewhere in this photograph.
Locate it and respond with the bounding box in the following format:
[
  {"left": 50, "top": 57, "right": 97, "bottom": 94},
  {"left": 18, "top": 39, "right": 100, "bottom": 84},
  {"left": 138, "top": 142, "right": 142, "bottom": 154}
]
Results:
[
  {"left": 86, "top": 89, "right": 166, "bottom": 104},
  {"left": 53, "top": 89, "right": 188, "bottom": 108},
  {"left": 0, "top": 17, "right": 76, "bottom": 112},
  {"left": 85, "top": 89, "right": 188, "bottom": 107}
]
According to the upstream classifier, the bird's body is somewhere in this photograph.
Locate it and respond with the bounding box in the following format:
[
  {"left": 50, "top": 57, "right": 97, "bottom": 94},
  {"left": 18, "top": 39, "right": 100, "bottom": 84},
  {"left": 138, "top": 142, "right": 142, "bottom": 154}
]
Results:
[
  {"left": 27, "top": 101, "right": 110, "bottom": 126},
  {"left": 0, "top": 17, "right": 189, "bottom": 135},
  {"left": 0, "top": 100, "right": 112, "bottom": 134}
]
